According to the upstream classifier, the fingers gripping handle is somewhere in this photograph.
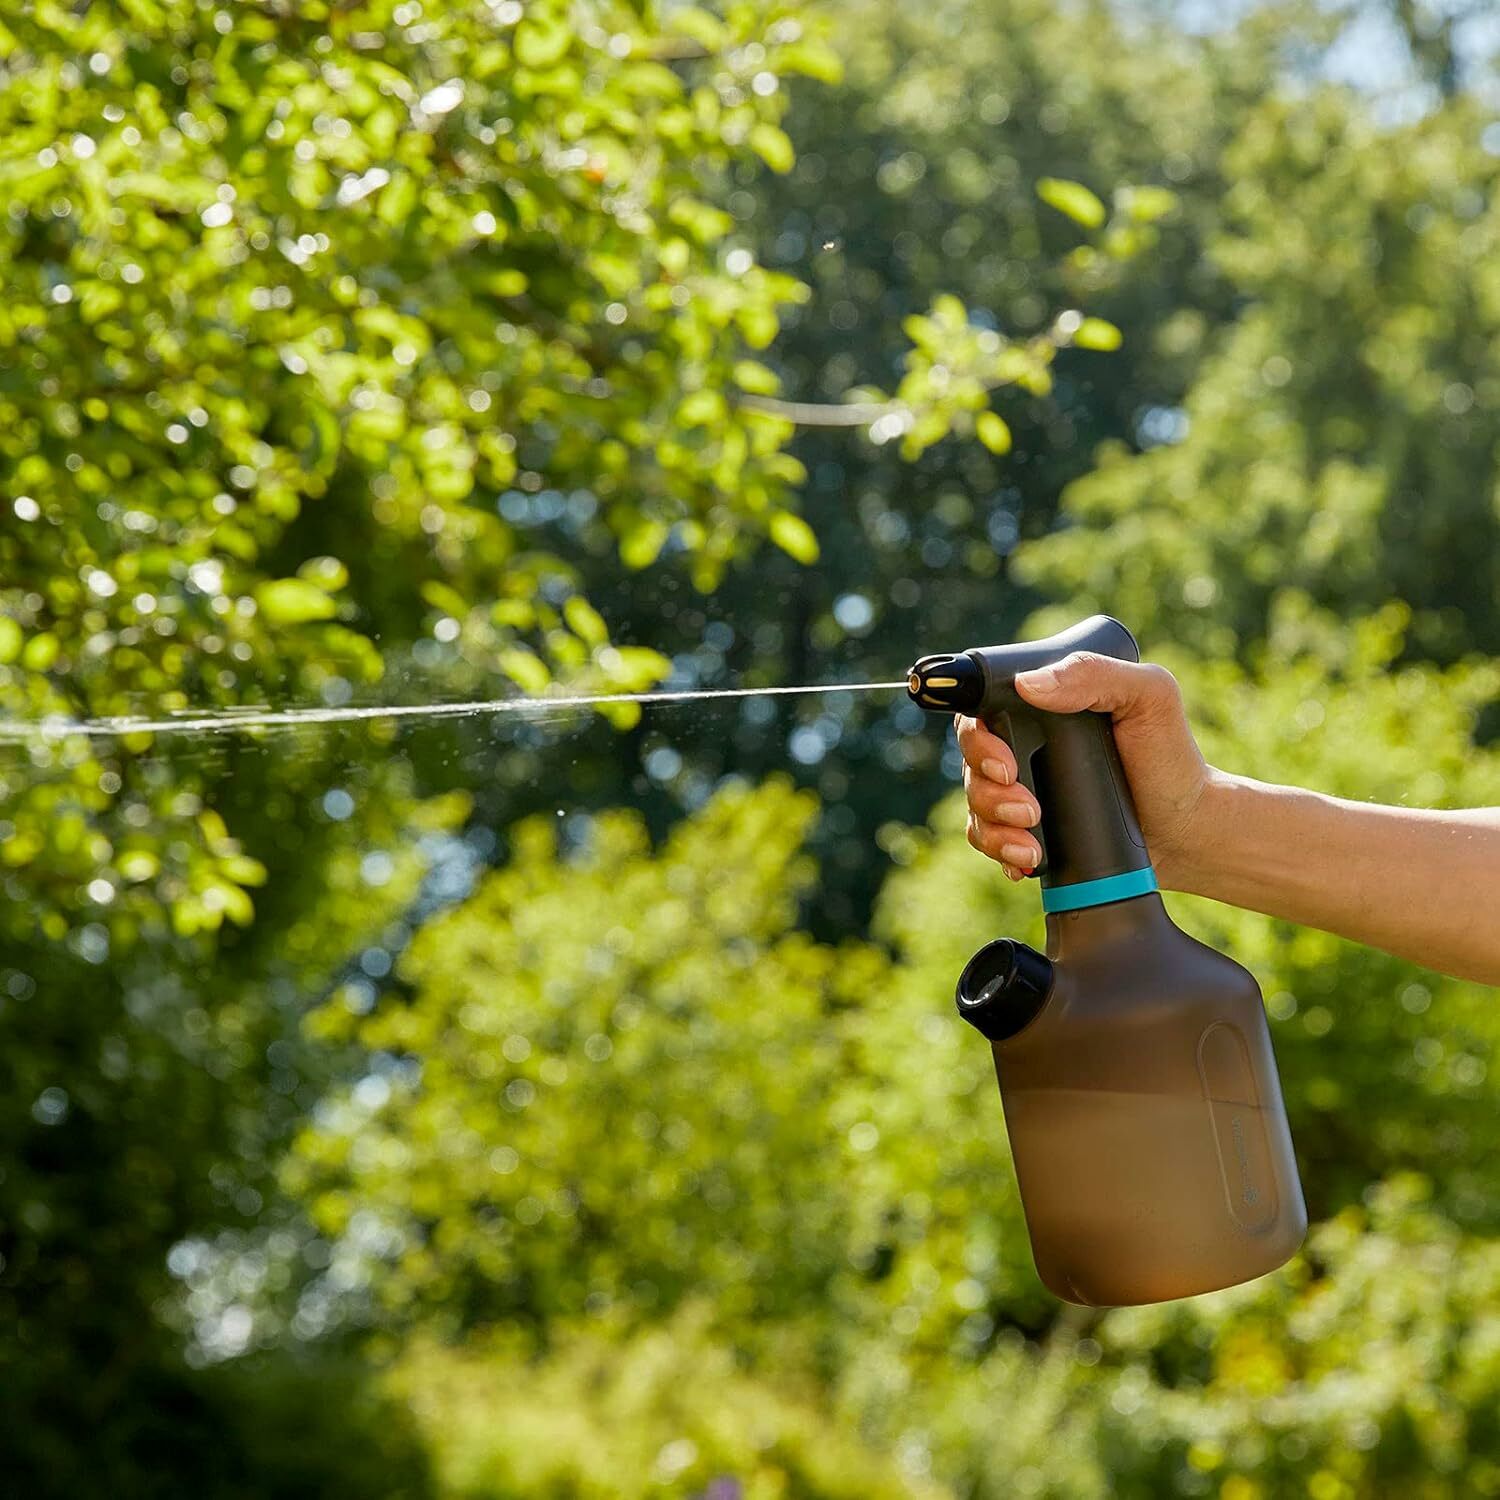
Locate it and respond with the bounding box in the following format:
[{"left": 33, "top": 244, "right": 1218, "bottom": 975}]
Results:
[
  {"left": 990, "top": 705, "right": 1051, "bottom": 877},
  {"left": 982, "top": 691, "right": 1150, "bottom": 889},
  {"left": 966, "top": 617, "right": 1151, "bottom": 893}
]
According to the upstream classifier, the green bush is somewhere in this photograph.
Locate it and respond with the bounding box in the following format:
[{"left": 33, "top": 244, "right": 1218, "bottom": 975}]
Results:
[{"left": 384, "top": 1311, "right": 948, "bottom": 1500}]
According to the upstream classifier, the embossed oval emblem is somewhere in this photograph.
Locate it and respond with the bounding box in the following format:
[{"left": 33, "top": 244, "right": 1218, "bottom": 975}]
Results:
[{"left": 1197, "top": 1023, "right": 1278, "bottom": 1234}]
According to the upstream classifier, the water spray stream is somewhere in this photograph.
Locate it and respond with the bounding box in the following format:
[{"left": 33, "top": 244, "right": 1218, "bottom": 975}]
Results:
[{"left": 0, "top": 681, "right": 909, "bottom": 743}]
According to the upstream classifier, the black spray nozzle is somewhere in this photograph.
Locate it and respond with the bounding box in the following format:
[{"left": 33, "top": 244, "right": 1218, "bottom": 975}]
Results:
[
  {"left": 908, "top": 616, "right": 1140, "bottom": 720},
  {"left": 907, "top": 653, "right": 984, "bottom": 714}
]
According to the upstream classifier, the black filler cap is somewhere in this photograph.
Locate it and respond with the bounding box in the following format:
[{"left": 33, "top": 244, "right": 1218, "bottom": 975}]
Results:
[
  {"left": 956, "top": 939, "right": 1055, "bottom": 1042},
  {"left": 907, "top": 652, "right": 984, "bottom": 714}
]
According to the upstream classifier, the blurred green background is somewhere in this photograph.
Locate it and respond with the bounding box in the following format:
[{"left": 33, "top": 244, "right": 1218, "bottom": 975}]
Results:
[{"left": 4, "top": 0, "right": 1500, "bottom": 1494}]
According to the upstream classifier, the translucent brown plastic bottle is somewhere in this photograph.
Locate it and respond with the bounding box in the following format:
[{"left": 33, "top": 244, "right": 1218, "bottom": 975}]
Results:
[
  {"left": 959, "top": 895, "right": 1307, "bottom": 1307},
  {"left": 913, "top": 615, "right": 1306, "bottom": 1306}
]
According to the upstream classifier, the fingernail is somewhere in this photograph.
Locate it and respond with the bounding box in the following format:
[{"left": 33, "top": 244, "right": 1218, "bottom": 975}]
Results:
[
  {"left": 1001, "top": 842, "right": 1034, "bottom": 869},
  {"left": 981, "top": 757, "right": 1012, "bottom": 785},
  {"left": 1022, "top": 666, "right": 1059, "bottom": 692},
  {"left": 1004, "top": 865, "right": 1022, "bottom": 883}
]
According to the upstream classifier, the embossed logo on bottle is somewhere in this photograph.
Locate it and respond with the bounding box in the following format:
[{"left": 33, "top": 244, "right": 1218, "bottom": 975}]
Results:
[
  {"left": 1230, "top": 1113, "right": 1259, "bottom": 1207},
  {"left": 1198, "top": 1023, "right": 1277, "bottom": 1232}
]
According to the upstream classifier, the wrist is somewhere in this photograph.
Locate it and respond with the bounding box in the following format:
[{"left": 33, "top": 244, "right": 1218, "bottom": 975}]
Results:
[{"left": 1155, "top": 768, "right": 1249, "bottom": 897}]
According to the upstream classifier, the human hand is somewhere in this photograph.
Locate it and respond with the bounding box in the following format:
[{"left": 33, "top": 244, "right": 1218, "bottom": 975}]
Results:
[{"left": 955, "top": 652, "right": 1214, "bottom": 886}]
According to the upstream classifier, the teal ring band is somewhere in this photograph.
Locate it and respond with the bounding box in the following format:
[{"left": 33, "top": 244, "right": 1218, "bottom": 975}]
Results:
[{"left": 1040, "top": 865, "right": 1159, "bottom": 914}]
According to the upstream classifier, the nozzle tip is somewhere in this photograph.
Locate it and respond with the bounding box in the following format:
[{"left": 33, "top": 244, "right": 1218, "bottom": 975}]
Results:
[{"left": 907, "top": 652, "right": 984, "bottom": 713}]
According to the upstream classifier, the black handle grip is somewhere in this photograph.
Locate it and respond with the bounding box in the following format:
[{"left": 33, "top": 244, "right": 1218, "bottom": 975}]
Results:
[{"left": 970, "top": 616, "right": 1150, "bottom": 889}]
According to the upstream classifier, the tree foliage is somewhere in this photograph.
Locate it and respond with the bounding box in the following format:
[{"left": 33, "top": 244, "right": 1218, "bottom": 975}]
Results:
[
  {"left": 1019, "top": 88, "right": 1500, "bottom": 664},
  {"left": 0, "top": 0, "right": 839, "bottom": 1464},
  {"left": 0, "top": 0, "right": 829, "bottom": 942},
  {"left": 7, "top": 0, "right": 1500, "bottom": 1495}
]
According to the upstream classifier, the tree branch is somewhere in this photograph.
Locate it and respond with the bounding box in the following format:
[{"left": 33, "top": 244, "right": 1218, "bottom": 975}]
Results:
[
  {"left": 736, "top": 393, "right": 899, "bottom": 427},
  {"left": 638, "top": 39, "right": 712, "bottom": 61}
]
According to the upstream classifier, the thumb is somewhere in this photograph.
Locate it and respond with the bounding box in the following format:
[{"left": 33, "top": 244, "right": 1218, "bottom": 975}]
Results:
[{"left": 1013, "top": 651, "right": 1180, "bottom": 724}]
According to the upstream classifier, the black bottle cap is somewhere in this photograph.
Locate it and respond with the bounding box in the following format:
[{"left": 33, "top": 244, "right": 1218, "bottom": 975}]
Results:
[{"left": 955, "top": 939, "right": 1055, "bottom": 1042}]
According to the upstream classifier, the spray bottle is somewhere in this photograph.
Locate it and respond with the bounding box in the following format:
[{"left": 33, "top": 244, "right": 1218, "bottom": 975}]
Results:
[{"left": 907, "top": 615, "right": 1306, "bottom": 1306}]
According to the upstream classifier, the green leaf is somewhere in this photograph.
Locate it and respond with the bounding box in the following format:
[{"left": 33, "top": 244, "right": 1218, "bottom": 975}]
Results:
[
  {"left": 616, "top": 62, "right": 682, "bottom": 101},
  {"left": 732, "top": 360, "right": 779, "bottom": 396},
  {"left": 0, "top": 616, "right": 20, "bottom": 665},
  {"left": 932, "top": 294, "right": 968, "bottom": 331},
  {"left": 421, "top": 580, "right": 470, "bottom": 618},
  {"left": 1037, "top": 177, "right": 1107, "bottom": 230},
  {"left": 1073, "top": 316, "right": 1123, "bottom": 351},
  {"left": 255, "top": 579, "right": 340, "bottom": 626},
  {"left": 117, "top": 851, "right": 159, "bottom": 883},
  {"left": 499, "top": 647, "right": 551, "bottom": 695},
  {"left": 677, "top": 389, "right": 725, "bottom": 427},
  {"left": 1103, "top": 224, "right": 1147, "bottom": 260},
  {"left": 621, "top": 518, "right": 671, "bottom": 569},
  {"left": 778, "top": 40, "right": 844, "bottom": 84},
  {"left": 667, "top": 5, "right": 726, "bottom": 49},
  {"left": 1118, "top": 184, "right": 1179, "bottom": 224},
  {"left": 976, "top": 410, "right": 1013, "bottom": 455},
  {"left": 218, "top": 881, "right": 256, "bottom": 927},
  {"left": 768, "top": 511, "right": 820, "bottom": 563},
  {"left": 595, "top": 700, "right": 642, "bottom": 731},
  {"left": 737, "top": 303, "right": 779, "bottom": 350},
  {"left": 667, "top": 198, "right": 734, "bottom": 243},
  {"left": 902, "top": 313, "right": 943, "bottom": 354},
  {"left": 297, "top": 399, "right": 342, "bottom": 472},
  {"left": 564, "top": 596, "right": 609, "bottom": 647},
  {"left": 514, "top": 16, "right": 571, "bottom": 68},
  {"left": 297, "top": 555, "right": 349, "bottom": 591},
  {"left": 376, "top": 170, "right": 417, "bottom": 227},
  {"left": 221, "top": 854, "right": 268, "bottom": 886},
  {"left": 20, "top": 632, "right": 59, "bottom": 671},
  {"left": 659, "top": 237, "right": 690, "bottom": 277},
  {"left": 605, "top": 645, "right": 672, "bottom": 688},
  {"left": 749, "top": 124, "right": 795, "bottom": 175}
]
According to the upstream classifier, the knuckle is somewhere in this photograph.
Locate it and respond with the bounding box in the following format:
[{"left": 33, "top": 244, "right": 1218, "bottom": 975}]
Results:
[
  {"left": 1141, "top": 662, "right": 1182, "bottom": 707},
  {"left": 973, "top": 789, "right": 1003, "bottom": 823},
  {"left": 984, "top": 786, "right": 1037, "bottom": 826},
  {"left": 1060, "top": 650, "right": 1101, "bottom": 677},
  {"left": 973, "top": 821, "right": 1005, "bottom": 858}
]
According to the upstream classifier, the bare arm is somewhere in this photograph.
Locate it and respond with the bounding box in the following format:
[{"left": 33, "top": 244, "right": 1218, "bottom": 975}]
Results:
[
  {"left": 955, "top": 651, "right": 1500, "bottom": 986},
  {"left": 1170, "top": 776, "right": 1500, "bottom": 983}
]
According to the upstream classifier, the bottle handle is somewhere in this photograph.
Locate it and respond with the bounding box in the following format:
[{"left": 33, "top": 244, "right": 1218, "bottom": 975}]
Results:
[{"left": 982, "top": 685, "right": 1149, "bottom": 891}]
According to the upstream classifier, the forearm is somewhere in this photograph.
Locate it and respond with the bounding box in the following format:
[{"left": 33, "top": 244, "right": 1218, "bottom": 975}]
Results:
[{"left": 1168, "top": 772, "right": 1500, "bottom": 985}]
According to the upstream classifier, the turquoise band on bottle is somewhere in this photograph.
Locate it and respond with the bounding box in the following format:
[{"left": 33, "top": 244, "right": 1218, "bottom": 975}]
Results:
[{"left": 1040, "top": 865, "right": 1159, "bottom": 914}]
